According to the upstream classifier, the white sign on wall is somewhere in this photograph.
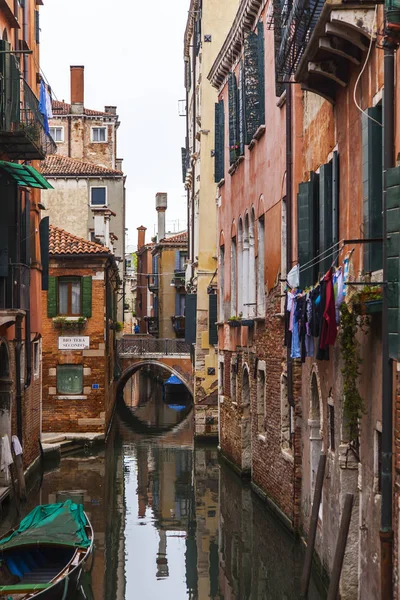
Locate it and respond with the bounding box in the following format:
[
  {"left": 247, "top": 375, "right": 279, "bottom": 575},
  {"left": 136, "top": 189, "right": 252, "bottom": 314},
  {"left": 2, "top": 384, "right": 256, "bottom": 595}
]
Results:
[{"left": 58, "top": 337, "right": 90, "bottom": 351}]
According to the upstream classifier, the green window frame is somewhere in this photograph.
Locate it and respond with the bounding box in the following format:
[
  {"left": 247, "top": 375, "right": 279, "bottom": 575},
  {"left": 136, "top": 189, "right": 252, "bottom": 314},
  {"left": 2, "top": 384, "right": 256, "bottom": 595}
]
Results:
[{"left": 56, "top": 365, "right": 83, "bottom": 395}]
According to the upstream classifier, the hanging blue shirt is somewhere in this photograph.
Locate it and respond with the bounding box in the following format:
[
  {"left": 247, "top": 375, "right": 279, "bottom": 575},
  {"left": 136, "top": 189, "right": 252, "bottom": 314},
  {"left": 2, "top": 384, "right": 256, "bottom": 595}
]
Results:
[
  {"left": 291, "top": 298, "right": 301, "bottom": 359},
  {"left": 38, "top": 81, "right": 49, "bottom": 135}
]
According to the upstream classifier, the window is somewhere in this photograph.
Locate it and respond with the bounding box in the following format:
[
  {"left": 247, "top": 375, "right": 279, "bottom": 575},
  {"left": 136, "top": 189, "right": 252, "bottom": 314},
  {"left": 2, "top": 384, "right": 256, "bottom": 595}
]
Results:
[
  {"left": 218, "top": 356, "right": 224, "bottom": 397},
  {"left": 49, "top": 127, "right": 64, "bottom": 143},
  {"left": 231, "top": 236, "right": 237, "bottom": 316},
  {"left": 214, "top": 100, "right": 225, "bottom": 182},
  {"left": 91, "top": 127, "right": 107, "bottom": 142},
  {"left": 59, "top": 278, "right": 81, "bottom": 316},
  {"left": 257, "top": 215, "right": 265, "bottom": 317},
  {"left": 57, "top": 365, "right": 83, "bottom": 395},
  {"left": 219, "top": 244, "right": 225, "bottom": 322},
  {"left": 230, "top": 356, "right": 237, "bottom": 402},
  {"left": 281, "top": 374, "right": 291, "bottom": 451},
  {"left": 257, "top": 362, "right": 266, "bottom": 433},
  {"left": 90, "top": 187, "right": 107, "bottom": 207},
  {"left": 33, "top": 341, "right": 40, "bottom": 379}
]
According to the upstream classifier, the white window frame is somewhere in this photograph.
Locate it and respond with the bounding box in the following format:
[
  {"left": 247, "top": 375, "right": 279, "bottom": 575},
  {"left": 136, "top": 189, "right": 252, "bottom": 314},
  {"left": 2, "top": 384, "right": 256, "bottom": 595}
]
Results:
[
  {"left": 90, "top": 186, "right": 107, "bottom": 207},
  {"left": 257, "top": 360, "right": 266, "bottom": 435},
  {"left": 49, "top": 126, "right": 64, "bottom": 143},
  {"left": 33, "top": 340, "right": 41, "bottom": 380},
  {"left": 91, "top": 126, "right": 107, "bottom": 143}
]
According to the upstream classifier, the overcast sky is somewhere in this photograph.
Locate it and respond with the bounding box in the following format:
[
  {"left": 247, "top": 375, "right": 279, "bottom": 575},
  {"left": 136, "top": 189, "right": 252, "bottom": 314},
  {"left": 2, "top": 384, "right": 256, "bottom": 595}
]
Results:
[{"left": 40, "top": 0, "right": 189, "bottom": 248}]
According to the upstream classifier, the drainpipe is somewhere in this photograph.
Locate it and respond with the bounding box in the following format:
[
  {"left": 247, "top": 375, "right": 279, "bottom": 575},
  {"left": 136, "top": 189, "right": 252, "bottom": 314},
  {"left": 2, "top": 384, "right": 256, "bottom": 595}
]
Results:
[
  {"left": 15, "top": 315, "right": 23, "bottom": 442},
  {"left": 22, "top": 0, "right": 28, "bottom": 80},
  {"left": 380, "top": 45, "right": 394, "bottom": 600},
  {"left": 191, "top": 26, "right": 196, "bottom": 280},
  {"left": 285, "top": 83, "right": 293, "bottom": 409}
]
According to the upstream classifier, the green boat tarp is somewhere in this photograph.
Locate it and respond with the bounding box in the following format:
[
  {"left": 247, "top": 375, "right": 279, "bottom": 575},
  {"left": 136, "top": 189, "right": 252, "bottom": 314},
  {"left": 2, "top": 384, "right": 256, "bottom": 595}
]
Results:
[{"left": 0, "top": 500, "right": 90, "bottom": 551}]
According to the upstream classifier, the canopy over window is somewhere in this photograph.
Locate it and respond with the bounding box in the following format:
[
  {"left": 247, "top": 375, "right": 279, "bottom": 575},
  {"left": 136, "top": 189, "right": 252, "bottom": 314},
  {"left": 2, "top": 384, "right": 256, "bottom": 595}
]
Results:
[{"left": 0, "top": 160, "right": 53, "bottom": 189}]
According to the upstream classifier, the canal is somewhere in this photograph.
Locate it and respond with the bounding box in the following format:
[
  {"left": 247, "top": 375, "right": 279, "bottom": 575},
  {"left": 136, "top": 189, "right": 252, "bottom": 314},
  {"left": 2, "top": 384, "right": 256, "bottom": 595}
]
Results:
[{"left": 1, "top": 372, "right": 326, "bottom": 599}]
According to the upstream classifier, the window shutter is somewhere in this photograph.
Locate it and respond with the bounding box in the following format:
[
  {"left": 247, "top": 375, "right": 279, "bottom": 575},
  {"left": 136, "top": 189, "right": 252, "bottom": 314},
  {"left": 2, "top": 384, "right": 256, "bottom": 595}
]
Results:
[
  {"left": 228, "top": 73, "right": 239, "bottom": 164},
  {"left": 214, "top": 101, "right": 225, "bottom": 183},
  {"left": 238, "top": 66, "right": 245, "bottom": 156},
  {"left": 387, "top": 166, "right": 400, "bottom": 359},
  {"left": 175, "top": 250, "right": 181, "bottom": 271},
  {"left": 0, "top": 180, "right": 8, "bottom": 278},
  {"left": 332, "top": 151, "right": 340, "bottom": 250},
  {"left": 175, "top": 292, "right": 180, "bottom": 316},
  {"left": 47, "top": 276, "right": 58, "bottom": 317},
  {"left": 39, "top": 216, "right": 49, "bottom": 291},
  {"left": 181, "top": 147, "right": 187, "bottom": 183},
  {"left": 209, "top": 294, "right": 218, "bottom": 345},
  {"left": 298, "top": 174, "right": 319, "bottom": 288},
  {"left": 362, "top": 107, "right": 383, "bottom": 272},
  {"left": 22, "top": 196, "right": 30, "bottom": 266},
  {"left": 185, "top": 293, "right": 197, "bottom": 345},
  {"left": 82, "top": 276, "right": 92, "bottom": 318},
  {"left": 257, "top": 22, "right": 265, "bottom": 126},
  {"left": 35, "top": 11, "right": 40, "bottom": 44},
  {"left": 319, "top": 162, "right": 333, "bottom": 274},
  {"left": 244, "top": 31, "right": 260, "bottom": 144}
]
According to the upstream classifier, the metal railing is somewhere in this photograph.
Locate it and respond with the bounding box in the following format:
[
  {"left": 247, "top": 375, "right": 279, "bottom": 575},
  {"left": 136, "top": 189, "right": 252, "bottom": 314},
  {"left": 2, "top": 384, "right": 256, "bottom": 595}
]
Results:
[
  {"left": 118, "top": 337, "right": 190, "bottom": 356},
  {"left": 20, "top": 79, "right": 57, "bottom": 156},
  {"left": 147, "top": 274, "right": 159, "bottom": 292}
]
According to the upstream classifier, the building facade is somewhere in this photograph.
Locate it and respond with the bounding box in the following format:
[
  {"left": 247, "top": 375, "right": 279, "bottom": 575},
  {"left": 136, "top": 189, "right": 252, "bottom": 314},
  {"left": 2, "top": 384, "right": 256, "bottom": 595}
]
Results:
[
  {"left": 135, "top": 226, "right": 155, "bottom": 335},
  {"left": 0, "top": 0, "right": 56, "bottom": 475},
  {"left": 183, "top": 0, "right": 240, "bottom": 438},
  {"left": 41, "top": 226, "right": 119, "bottom": 434},
  {"left": 210, "top": 0, "right": 400, "bottom": 597}
]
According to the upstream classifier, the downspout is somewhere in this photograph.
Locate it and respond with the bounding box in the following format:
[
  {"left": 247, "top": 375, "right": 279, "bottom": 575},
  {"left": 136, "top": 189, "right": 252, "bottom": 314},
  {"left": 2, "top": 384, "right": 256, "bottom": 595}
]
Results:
[
  {"left": 186, "top": 85, "right": 190, "bottom": 270},
  {"left": 24, "top": 192, "right": 31, "bottom": 390},
  {"left": 380, "top": 44, "right": 394, "bottom": 600},
  {"left": 68, "top": 116, "right": 71, "bottom": 157},
  {"left": 15, "top": 315, "right": 23, "bottom": 442},
  {"left": 286, "top": 84, "right": 293, "bottom": 409},
  {"left": 23, "top": 0, "right": 28, "bottom": 80},
  {"left": 191, "top": 25, "right": 196, "bottom": 280}
]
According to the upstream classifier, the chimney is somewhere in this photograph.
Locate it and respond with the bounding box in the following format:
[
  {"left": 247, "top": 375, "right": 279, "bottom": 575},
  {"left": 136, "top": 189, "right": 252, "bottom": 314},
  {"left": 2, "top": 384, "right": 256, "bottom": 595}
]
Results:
[
  {"left": 115, "top": 158, "right": 123, "bottom": 171},
  {"left": 104, "top": 106, "right": 117, "bottom": 115},
  {"left": 137, "top": 226, "right": 146, "bottom": 250},
  {"left": 70, "top": 66, "right": 84, "bottom": 114},
  {"left": 155, "top": 193, "right": 167, "bottom": 241}
]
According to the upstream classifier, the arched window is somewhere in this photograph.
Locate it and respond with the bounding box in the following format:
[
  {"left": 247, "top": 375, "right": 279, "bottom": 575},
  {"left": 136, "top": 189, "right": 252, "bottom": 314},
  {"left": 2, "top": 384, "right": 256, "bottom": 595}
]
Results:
[
  {"left": 238, "top": 219, "right": 244, "bottom": 316},
  {"left": 231, "top": 235, "right": 237, "bottom": 316},
  {"left": 241, "top": 365, "right": 251, "bottom": 473},
  {"left": 0, "top": 343, "right": 9, "bottom": 379},
  {"left": 257, "top": 215, "right": 265, "bottom": 317},
  {"left": 243, "top": 215, "right": 250, "bottom": 317},
  {"left": 242, "top": 365, "right": 250, "bottom": 407},
  {"left": 219, "top": 243, "right": 225, "bottom": 322},
  {"left": 310, "top": 371, "right": 323, "bottom": 518},
  {"left": 257, "top": 361, "right": 266, "bottom": 433},
  {"left": 248, "top": 209, "right": 256, "bottom": 318}
]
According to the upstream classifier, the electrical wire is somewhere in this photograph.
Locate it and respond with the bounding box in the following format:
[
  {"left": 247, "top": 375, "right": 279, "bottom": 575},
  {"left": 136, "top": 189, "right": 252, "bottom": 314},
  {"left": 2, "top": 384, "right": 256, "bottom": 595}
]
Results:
[
  {"left": 298, "top": 240, "right": 343, "bottom": 272},
  {"left": 299, "top": 243, "right": 345, "bottom": 274},
  {"left": 353, "top": 6, "right": 382, "bottom": 128}
]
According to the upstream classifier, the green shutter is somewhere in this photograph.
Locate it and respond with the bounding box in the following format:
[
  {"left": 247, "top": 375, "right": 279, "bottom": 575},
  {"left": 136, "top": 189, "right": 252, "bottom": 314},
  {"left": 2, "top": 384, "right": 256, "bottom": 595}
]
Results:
[
  {"left": 298, "top": 174, "right": 319, "bottom": 289},
  {"left": 209, "top": 294, "right": 218, "bottom": 345},
  {"left": 185, "top": 293, "right": 197, "bottom": 345},
  {"left": 39, "top": 216, "right": 49, "bottom": 291},
  {"left": 228, "top": 73, "right": 239, "bottom": 164},
  {"left": 362, "top": 106, "right": 383, "bottom": 272},
  {"left": 244, "top": 31, "right": 260, "bottom": 143},
  {"left": 47, "top": 276, "right": 58, "bottom": 317},
  {"left": 319, "top": 162, "right": 333, "bottom": 274},
  {"left": 82, "top": 276, "right": 92, "bottom": 318},
  {"left": 387, "top": 166, "right": 400, "bottom": 359},
  {"left": 257, "top": 22, "right": 265, "bottom": 126},
  {"left": 238, "top": 65, "right": 245, "bottom": 156},
  {"left": 214, "top": 100, "right": 225, "bottom": 183},
  {"left": 332, "top": 151, "right": 340, "bottom": 250}
]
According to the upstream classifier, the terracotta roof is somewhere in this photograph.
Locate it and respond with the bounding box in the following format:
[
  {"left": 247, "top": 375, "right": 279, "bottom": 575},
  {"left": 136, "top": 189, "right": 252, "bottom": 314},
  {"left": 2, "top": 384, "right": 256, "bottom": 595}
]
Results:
[
  {"left": 42, "top": 155, "right": 123, "bottom": 177},
  {"left": 49, "top": 225, "right": 110, "bottom": 256},
  {"left": 52, "top": 100, "right": 111, "bottom": 117},
  {"left": 161, "top": 231, "right": 188, "bottom": 243}
]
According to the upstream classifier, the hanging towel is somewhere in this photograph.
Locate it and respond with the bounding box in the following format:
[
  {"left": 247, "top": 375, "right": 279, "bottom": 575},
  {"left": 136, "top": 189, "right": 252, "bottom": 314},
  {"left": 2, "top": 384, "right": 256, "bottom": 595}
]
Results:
[
  {"left": 1, "top": 435, "right": 13, "bottom": 472},
  {"left": 38, "top": 81, "right": 49, "bottom": 135},
  {"left": 45, "top": 86, "right": 53, "bottom": 119},
  {"left": 287, "top": 264, "right": 300, "bottom": 289},
  {"left": 11, "top": 435, "right": 23, "bottom": 456}
]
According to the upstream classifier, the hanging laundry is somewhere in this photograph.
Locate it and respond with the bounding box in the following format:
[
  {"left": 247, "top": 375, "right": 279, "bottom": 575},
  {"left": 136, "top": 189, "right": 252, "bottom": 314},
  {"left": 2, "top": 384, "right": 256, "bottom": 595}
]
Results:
[
  {"left": 38, "top": 80, "right": 49, "bottom": 135},
  {"left": 320, "top": 269, "right": 337, "bottom": 349},
  {"left": 12, "top": 435, "right": 23, "bottom": 457},
  {"left": 284, "top": 292, "right": 292, "bottom": 348},
  {"left": 316, "top": 279, "right": 330, "bottom": 361},
  {"left": 45, "top": 85, "right": 53, "bottom": 119},
  {"left": 1, "top": 435, "right": 13, "bottom": 473},
  {"left": 291, "top": 296, "right": 301, "bottom": 359},
  {"left": 333, "top": 267, "right": 344, "bottom": 323},
  {"left": 305, "top": 293, "right": 314, "bottom": 358},
  {"left": 287, "top": 264, "right": 300, "bottom": 289}
]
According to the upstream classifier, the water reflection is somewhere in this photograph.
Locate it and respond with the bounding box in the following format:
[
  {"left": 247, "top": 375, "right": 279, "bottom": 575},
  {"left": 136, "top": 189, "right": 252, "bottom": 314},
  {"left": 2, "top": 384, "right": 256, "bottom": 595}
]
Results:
[{"left": 0, "top": 376, "right": 325, "bottom": 599}]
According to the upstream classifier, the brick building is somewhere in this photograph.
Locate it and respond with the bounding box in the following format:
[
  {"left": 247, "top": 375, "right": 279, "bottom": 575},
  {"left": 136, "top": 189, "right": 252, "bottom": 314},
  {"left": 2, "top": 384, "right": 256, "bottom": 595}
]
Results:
[
  {"left": 209, "top": 0, "right": 400, "bottom": 597},
  {"left": 0, "top": 0, "right": 56, "bottom": 475},
  {"left": 41, "top": 225, "right": 119, "bottom": 434},
  {"left": 135, "top": 226, "right": 154, "bottom": 334}
]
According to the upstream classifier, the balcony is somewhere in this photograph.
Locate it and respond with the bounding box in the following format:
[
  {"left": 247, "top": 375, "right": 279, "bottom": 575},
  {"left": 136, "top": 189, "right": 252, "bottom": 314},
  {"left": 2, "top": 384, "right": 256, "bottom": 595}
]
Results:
[
  {"left": 0, "top": 264, "right": 30, "bottom": 311},
  {"left": 273, "top": 0, "right": 382, "bottom": 103},
  {"left": 0, "top": 47, "right": 57, "bottom": 159},
  {"left": 171, "top": 270, "right": 186, "bottom": 290},
  {"left": 147, "top": 273, "right": 159, "bottom": 293},
  {"left": 171, "top": 315, "right": 186, "bottom": 338},
  {"left": 144, "top": 316, "right": 159, "bottom": 336}
]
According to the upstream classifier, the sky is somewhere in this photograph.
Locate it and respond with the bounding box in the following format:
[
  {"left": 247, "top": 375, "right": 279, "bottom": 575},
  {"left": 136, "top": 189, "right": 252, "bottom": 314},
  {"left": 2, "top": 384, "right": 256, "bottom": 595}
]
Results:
[{"left": 40, "top": 0, "right": 189, "bottom": 247}]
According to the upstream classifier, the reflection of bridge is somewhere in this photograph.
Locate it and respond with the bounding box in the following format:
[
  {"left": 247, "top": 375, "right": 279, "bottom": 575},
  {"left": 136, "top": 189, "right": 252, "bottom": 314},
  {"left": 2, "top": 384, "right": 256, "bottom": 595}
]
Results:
[{"left": 116, "top": 336, "right": 193, "bottom": 396}]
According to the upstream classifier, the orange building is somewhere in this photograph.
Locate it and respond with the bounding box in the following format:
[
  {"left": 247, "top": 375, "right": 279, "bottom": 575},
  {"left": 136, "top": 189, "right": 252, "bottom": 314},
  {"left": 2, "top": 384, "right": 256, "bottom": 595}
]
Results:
[{"left": 0, "top": 1, "right": 56, "bottom": 476}]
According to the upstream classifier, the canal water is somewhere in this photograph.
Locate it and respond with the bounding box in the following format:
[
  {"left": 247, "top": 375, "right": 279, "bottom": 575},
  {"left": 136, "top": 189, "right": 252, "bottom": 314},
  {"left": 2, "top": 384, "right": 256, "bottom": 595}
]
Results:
[{"left": 0, "top": 372, "right": 326, "bottom": 599}]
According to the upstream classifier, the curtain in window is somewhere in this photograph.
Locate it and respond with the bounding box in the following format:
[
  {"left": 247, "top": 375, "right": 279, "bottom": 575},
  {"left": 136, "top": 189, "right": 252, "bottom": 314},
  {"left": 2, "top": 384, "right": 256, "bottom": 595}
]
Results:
[{"left": 59, "top": 281, "right": 69, "bottom": 315}]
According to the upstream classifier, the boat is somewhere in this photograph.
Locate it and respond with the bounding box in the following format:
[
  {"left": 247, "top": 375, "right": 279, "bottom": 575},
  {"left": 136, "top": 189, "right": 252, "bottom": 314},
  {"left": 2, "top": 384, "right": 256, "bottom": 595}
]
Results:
[
  {"left": 0, "top": 500, "right": 94, "bottom": 598},
  {"left": 163, "top": 375, "right": 190, "bottom": 405}
]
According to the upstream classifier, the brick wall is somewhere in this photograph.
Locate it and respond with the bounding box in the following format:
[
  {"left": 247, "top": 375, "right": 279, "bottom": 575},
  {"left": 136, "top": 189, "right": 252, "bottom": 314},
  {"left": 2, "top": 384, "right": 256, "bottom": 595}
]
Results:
[{"left": 42, "top": 258, "right": 116, "bottom": 433}]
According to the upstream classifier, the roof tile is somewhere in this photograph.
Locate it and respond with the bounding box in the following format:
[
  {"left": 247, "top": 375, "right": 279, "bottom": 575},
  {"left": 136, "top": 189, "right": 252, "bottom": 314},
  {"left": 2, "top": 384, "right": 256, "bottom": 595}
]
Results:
[
  {"left": 49, "top": 225, "right": 110, "bottom": 256},
  {"left": 52, "top": 100, "right": 111, "bottom": 117},
  {"left": 42, "top": 155, "right": 123, "bottom": 177}
]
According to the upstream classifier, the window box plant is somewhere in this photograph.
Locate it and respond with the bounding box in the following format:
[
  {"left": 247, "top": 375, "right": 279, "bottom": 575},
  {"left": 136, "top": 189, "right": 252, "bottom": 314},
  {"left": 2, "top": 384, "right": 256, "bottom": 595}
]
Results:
[
  {"left": 53, "top": 317, "right": 87, "bottom": 331},
  {"left": 352, "top": 285, "right": 383, "bottom": 316},
  {"left": 228, "top": 316, "right": 242, "bottom": 328},
  {"left": 240, "top": 318, "right": 254, "bottom": 327}
]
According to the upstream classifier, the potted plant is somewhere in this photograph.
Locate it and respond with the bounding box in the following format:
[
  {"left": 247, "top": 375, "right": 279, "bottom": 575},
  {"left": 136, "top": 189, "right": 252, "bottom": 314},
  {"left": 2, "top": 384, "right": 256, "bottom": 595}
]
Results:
[
  {"left": 240, "top": 318, "right": 255, "bottom": 327},
  {"left": 352, "top": 285, "right": 383, "bottom": 315},
  {"left": 228, "top": 315, "right": 242, "bottom": 328},
  {"left": 53, "top": 317, "right": 87, "bottom": 331}
]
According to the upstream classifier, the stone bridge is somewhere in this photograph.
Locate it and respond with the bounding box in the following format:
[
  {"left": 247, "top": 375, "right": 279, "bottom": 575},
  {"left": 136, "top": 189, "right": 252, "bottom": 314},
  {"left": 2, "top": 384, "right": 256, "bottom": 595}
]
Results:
[{"left": 116, "top": 336, "right": 193, "bottom": 398}]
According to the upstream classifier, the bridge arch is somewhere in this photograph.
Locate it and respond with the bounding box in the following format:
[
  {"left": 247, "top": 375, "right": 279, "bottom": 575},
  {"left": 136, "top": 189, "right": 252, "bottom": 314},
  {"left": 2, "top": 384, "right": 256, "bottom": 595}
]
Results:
[{"left": 116, "top": 359, "right": 194, "bottom": 399}]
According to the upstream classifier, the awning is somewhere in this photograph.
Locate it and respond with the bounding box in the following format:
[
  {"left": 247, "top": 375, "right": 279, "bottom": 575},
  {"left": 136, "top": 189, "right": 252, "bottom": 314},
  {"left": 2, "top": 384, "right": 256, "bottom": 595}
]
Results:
[{"left": 0, "top": 160, "right": 53, "bottom": 189}]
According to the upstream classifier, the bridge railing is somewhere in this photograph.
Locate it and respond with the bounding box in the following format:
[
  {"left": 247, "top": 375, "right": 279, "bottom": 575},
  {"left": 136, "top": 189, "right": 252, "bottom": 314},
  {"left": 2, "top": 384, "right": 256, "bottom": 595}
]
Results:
[{"left": 117, "top": 336, "right": 191, "bottom": 356}]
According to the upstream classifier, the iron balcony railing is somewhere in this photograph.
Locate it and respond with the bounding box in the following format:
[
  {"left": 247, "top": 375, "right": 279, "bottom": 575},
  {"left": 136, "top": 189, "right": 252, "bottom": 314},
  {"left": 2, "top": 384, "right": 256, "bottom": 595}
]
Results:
[
  {"left": 118, "top": 337, "right": 191, "bottom": 356},
  {"left": 274, "top": 0, "right": 325, "bottom": 83},
  {"left": 0, "top": 263, "right": 30, "bottom": 310},
  {"left": 0, "top": 43, "right": 57, "bottom": 159},
  {"left": 147, "top": 274, "right": 159, "bottom": 293}
]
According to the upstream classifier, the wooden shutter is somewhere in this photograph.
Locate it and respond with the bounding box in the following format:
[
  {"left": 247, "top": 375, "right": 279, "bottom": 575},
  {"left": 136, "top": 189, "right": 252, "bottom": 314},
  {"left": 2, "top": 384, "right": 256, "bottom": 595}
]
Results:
[
  {"left": 82, "top": 276, "right": 92, "bottom": 318},
  {"left": 175, "top": 250, "right": 181, "bottom": 271},
  {"left": 238, "top": 66, "right": 245, "bottom": 156},
  {"left": 362, "top": 107, "right": 383, "bottom": 272},
  {"left": 257, "top": 22, "right": 265, "bottom": 126},
  {"left": 298, "top": 174, "right": 319, "bottom": 289},
  {"left": 214, "top": 100, "right": 225, "bottom": 183},
  {"left": 185, "top": 293, "right": 197, "bottom": 345},
  {"left": 35, "top": 11, "right": 40, "bottom": 44},
  {"left": 0, "top": 40, "right": 20, "bottom": 130},
  {"left": 47, "top": 276, "right": 58, "bottom": 317},
  {"left": 387, "top": 166, "right": 400, "bottom": 359},
  {"left": 39, "top": 217, "right": 49, "bottom": 291},
  {"left": 319, "top": 162, "right": 333, "bottom": 274},
  {"left": 209, "top": 294, "right": 218, "bottom": 345},
  {"left": 244, "top": 31, "right": 260, "bottom": 144},
  {"left": 332, "top": 151, "right": 340, "bottom": 250},
  {"left": 228, "top": 73, "right": 239, "bottom": 164}
]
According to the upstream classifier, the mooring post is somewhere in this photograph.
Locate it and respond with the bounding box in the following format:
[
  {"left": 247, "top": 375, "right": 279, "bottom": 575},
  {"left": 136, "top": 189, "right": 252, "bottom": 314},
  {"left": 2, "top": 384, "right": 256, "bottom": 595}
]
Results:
[
  {"left": 327, "top": 493, "right": 354, "bottom": 600},
  {"left": 300, "top": 452, "right": 327, "bottom": 597}
]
